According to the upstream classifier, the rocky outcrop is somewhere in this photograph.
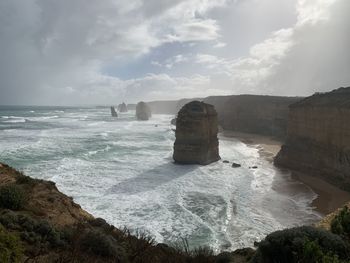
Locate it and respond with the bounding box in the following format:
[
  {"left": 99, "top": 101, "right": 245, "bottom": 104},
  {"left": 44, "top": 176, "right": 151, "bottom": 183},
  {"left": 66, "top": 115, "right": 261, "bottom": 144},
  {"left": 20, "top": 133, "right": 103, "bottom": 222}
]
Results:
[
  {"left": 110, "top": 106, "right": 118, "bottom": 117},
  {"left": 173, "top": 101, "right": 220, "bottom": 165},
  {"left": 118, "top": 102, "right": 128, "bottom": 112},
  {"left": 136, "top": 101, "right": 152, "bottom": 120},
  {"left": 275, "top": 87, "right": 350, "bottom": 190}
]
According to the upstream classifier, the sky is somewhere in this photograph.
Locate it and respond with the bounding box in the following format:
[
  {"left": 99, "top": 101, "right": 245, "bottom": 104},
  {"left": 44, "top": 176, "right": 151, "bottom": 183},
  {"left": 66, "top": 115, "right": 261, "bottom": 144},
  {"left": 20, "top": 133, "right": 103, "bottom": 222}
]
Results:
[{"left": 0, "top": 0, "right": 349, "bottom": 105}]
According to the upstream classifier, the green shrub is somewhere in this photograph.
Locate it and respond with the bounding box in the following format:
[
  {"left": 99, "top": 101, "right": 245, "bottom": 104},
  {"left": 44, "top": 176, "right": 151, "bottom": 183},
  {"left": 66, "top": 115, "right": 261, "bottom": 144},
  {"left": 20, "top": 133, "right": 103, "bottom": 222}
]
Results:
[
  {"left": 80, "top": 230, "right": 120, "bottom": 258},
  {"left": 0, "top": 185, "right": 25, "bottom": 210},
  {"left": 16, "top": 174, "right": 36, "bottom": 185},
  {"left": 252, "top": 226, "right": 349, "bottom": 263},
  {"left": 0, "top": 225, "right": 23, "bottom": 263},
  {"left": 331, "top": 206, "right": 350, "bottom": 237}
]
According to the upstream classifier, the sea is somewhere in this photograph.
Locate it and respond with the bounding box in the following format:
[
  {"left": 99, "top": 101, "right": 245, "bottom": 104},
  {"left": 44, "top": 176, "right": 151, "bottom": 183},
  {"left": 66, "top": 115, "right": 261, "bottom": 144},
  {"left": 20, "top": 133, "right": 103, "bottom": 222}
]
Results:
[{"left": 0, "top": 106, "right": 321, "bottom": 252}]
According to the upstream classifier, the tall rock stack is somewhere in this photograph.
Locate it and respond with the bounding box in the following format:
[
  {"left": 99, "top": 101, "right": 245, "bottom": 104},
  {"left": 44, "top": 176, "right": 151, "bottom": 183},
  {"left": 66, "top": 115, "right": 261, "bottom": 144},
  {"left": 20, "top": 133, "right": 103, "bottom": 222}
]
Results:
[
  {"left": 173, "top": 101, "right": 220, "bottom": 165},
  {"left": 136, "top": 101, "right": 152, "bottom": 120},
  {"left": 110, "top": 106, "right": 118, "bottom": 117},
  {"left": 118, "top": 102, "right": 128, "bottom": 112},
  {"left": 275, "top": 87, "right": 350, "bottom": 190}
]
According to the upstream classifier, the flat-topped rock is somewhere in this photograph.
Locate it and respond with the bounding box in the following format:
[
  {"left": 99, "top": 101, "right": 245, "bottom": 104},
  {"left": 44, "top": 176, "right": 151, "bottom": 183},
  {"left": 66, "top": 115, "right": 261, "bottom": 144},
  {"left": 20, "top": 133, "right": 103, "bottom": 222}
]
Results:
[{"left": 173, "top": 101, "right": 220, "bottom": 165}]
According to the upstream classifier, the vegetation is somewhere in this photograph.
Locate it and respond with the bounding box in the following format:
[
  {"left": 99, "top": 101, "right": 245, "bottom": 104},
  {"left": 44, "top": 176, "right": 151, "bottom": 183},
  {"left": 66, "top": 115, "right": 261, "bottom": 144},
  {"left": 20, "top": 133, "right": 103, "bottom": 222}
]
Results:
[
  {"left": 331, "top": 206, "right": 350, "bottom": 239},
  {"left": 2, "top": 163, "right": 350, "bottom": 262},
  {"left": 252, "top": 226, "right": 350, "bottom": 263},
  {"left": 80, "top": 229, "right": 124, "bottom": 258},
  {"left": 0, "top": 185, "right": 25, "bottom": 210},
  {"left": 0, "top": 224, "right": 23, "bottom": 263}
]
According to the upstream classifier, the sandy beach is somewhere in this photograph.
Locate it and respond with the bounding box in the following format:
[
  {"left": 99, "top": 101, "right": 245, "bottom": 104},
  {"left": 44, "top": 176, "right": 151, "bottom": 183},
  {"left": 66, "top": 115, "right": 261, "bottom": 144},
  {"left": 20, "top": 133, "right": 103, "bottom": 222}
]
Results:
[{"left": 222, "top": 130, "right": 350, "bottom": 216}]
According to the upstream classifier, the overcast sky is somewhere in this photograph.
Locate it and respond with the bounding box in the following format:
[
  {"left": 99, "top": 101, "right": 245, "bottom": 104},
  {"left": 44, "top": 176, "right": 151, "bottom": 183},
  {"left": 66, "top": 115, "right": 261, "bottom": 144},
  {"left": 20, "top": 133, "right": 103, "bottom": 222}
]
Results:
[{"left": 0, "top": 0, "right": 349, "bottom": 105}]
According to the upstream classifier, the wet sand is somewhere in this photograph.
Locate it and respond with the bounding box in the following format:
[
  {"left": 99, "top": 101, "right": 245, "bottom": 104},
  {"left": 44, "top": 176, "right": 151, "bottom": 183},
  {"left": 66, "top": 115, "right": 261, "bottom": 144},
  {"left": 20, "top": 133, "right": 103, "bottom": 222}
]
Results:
[{"left": 222, "top": 130, "right": 350, "bottom": 216}]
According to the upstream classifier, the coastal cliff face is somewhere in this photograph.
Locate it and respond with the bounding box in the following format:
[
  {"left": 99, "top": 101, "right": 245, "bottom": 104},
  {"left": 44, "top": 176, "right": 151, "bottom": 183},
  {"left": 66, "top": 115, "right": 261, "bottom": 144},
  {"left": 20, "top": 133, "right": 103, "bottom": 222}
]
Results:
[
  {"left": 205, "top": 95, "right": 301, "bottom": 138},
  {"left": 136, "top": 101, "right": 152, "bottom": 120},
  {"left": 146, "top": 95, "right": 300, "bottom": 138},
  {"left": 275, "top": 87, "right": 350, "bottom": 190},
  {"left": 173, "top": 101, "right": 220, "bottom": 165}
]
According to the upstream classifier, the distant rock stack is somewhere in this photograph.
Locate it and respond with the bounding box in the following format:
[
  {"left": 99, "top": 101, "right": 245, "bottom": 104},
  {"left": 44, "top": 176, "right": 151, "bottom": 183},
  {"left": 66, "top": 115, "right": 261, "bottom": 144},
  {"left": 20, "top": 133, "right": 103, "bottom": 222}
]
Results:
[
  {"left": 136, "top": 102, "right": 152, "bottom": 120},
  {"left": 173, "top": 101, "right": 220, "bottom": 165},
  {"left": 110, "top": 106, "right": 118, "bottom": 117},
  {"left": 118, "top": 102, "right": 128, "bottom": 113}
]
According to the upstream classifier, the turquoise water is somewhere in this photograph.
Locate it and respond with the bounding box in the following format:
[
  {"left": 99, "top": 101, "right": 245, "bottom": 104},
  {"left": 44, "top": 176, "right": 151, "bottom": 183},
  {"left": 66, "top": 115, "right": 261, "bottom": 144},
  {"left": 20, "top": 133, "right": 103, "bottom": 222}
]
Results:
[{"left": 0, "top": 106, "right": 321, "bottom": 251}]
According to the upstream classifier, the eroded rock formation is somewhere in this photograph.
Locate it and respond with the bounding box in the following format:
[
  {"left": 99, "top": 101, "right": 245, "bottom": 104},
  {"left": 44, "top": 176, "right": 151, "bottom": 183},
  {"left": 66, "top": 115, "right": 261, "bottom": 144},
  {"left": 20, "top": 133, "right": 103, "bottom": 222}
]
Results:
[
  {"left": 110, "top": 106, "right": 118, "bottom": 117},
  {"left": 118, "top": 102, "right": 128, "bottom": 112},
  {"left": 136, "top": 101, "right": 152, "bottom": 120},
  {"left": 173, "top": 101, "right": 220, "bottom": 165},
  {"left": 275, "top": 87, "right": 350, "bottom": 190}
]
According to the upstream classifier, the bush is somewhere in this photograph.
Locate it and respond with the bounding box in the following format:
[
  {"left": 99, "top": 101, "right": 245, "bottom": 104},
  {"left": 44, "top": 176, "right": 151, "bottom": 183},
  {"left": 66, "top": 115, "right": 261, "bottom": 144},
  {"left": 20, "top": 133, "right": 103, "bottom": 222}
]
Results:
[
  {"left": 331, "top": 206, "right": 350, "bottom": 237},
  {"left": 0, "top": 225, "right": 23, "bottom": 263},
  {"left": 16, "top": 174, "right": 36, "bottom": 185},
  {"left": 0, "top": 185, "right": 25, "bottom": 210},
  {"left": 252, "top": 226, "right": 350, "bottom": 263},
  {"left": 301, "top": 239, "right": 344, "bottom": 263},
  {"left": 80, "top": 230, "right": 120, "bottom": 258}
]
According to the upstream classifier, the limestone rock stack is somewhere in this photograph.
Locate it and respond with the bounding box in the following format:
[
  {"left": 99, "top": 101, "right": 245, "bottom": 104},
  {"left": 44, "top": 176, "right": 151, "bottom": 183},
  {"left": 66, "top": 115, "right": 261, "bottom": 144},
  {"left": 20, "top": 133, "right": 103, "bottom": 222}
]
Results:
[
  {"left": 136, "top": 101, "right": 152, "bottom": 120},
  {"left": 110, "top": 106, "right": 118, "bottom": 117},
  {"left": 275, "top": 87, "right": 350, "bottom": 190},
  {"left": 118, "top": 102, "right": 128, "bottom": 112},
  {"left": 173, "top": 101, "right": 220, "bottom": 165}
]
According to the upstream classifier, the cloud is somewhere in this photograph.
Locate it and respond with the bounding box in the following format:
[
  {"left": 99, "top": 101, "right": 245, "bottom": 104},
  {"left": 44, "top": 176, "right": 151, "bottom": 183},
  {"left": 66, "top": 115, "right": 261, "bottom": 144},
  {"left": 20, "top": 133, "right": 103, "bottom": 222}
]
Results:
[
  {"left": 0, "top": 0, "right": 227, "bottom": 105},
  {"left": 0, "top": 0, "right": 349, "bottom": 105}
]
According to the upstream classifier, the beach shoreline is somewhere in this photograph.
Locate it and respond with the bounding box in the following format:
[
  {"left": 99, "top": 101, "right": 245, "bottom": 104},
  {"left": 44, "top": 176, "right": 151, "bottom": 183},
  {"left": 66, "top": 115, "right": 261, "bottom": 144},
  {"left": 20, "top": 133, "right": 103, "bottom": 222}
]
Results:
[{"left": 221, "top": 130, "right": 350, "bottom": 216}]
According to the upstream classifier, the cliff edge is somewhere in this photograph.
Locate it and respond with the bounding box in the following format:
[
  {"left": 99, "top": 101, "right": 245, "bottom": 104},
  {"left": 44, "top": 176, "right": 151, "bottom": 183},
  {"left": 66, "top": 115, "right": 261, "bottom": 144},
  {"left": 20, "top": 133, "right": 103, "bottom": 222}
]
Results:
[{"left": 275, "top": 87, "right": 350, "bottom": 190}]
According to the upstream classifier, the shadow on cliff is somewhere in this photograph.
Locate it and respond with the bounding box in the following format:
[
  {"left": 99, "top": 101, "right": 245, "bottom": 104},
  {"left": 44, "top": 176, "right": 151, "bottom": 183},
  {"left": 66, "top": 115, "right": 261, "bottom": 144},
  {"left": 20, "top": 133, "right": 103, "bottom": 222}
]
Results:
[{"left": 108, "top": 162, "right": 198, "bottom": 195}]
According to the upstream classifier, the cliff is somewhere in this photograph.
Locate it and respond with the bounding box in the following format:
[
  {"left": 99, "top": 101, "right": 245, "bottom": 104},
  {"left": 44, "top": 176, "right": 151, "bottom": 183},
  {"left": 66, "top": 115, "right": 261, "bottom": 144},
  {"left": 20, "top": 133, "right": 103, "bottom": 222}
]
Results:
[
  {"left": 275, "top": 87, "right": 350, "bottom": 190},
  {"left": 143, "top": 95, "right": 300, "bottom": 138},
  {"left": 173, "top": 101, "right": 220, "bottom": 165},
  {"left": 204, "top": 95, "right": 301, "bottom": 138}
]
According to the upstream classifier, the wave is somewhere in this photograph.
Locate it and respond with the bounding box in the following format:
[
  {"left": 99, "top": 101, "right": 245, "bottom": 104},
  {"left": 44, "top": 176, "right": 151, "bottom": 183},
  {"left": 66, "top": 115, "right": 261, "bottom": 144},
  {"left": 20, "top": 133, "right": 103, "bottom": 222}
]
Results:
[{"left": 3, "top": 119, "right": 26, "bottom": 123}]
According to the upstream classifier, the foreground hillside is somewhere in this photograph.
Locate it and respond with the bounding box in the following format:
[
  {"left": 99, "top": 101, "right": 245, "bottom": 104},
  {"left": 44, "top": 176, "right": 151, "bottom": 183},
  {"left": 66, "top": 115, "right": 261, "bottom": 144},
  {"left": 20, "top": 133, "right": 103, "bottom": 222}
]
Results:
[
  {"left": 0, "top": 162, "right": 350, "bottom": 262},
  {"left": 0, "top": 163, "right": 254, "bottom": 262}
]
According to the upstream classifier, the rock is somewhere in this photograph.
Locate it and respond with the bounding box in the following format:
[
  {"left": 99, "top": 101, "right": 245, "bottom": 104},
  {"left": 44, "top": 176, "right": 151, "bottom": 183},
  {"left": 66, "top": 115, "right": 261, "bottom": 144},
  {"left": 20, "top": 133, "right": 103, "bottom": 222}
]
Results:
[
  {"left": 275, "top": 87, "right": 350, "bottom": 190},
  {"left": 232, "top": 162, "right": 241, "bottom": 168},
  {"left": 171, "top": 118, "right": 177, "bottom": 125},
  {"left": 118, "top": 102, "right": 128, "bottom": 112},
  {"left": 136, "top": 101, "right": 152, "bottom": 120},
  {"left": 223, "top": 160, "right": 230, "bottom": 163},
  {"left": 173, "top": 101, "right": 220, "bottom": 165},
  {"left": 110, "top": 106, "right": 118, "bottom": 117}
]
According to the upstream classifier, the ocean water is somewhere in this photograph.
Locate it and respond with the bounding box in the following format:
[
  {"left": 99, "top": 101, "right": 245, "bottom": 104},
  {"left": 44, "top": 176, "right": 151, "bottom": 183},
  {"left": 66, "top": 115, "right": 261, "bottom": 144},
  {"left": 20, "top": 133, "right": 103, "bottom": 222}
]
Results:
[{"left": 0, "top": 106, "right": 321, "bottom": 251}]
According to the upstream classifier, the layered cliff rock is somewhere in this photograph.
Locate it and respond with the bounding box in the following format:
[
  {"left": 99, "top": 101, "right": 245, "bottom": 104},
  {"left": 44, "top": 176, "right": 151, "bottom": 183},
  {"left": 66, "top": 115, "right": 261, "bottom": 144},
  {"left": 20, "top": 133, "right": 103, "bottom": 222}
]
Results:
[
  {"left": 205, "top": 95, "right": 301, "bottom": 138},
  {"left": 136, "top": 101, "right": 152, "bottom": 120},
  {"left": 118, "top": 102, "right": 128, "bottom": 112},
  {"left": 144, "top": 95, "right": 300, "bottom": 138},
  {"left": 275, "top": 87, "right": 350, "bottom": 190},
  {"left": 173, "top": 101, "right": 220, "bottom": 165}
]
